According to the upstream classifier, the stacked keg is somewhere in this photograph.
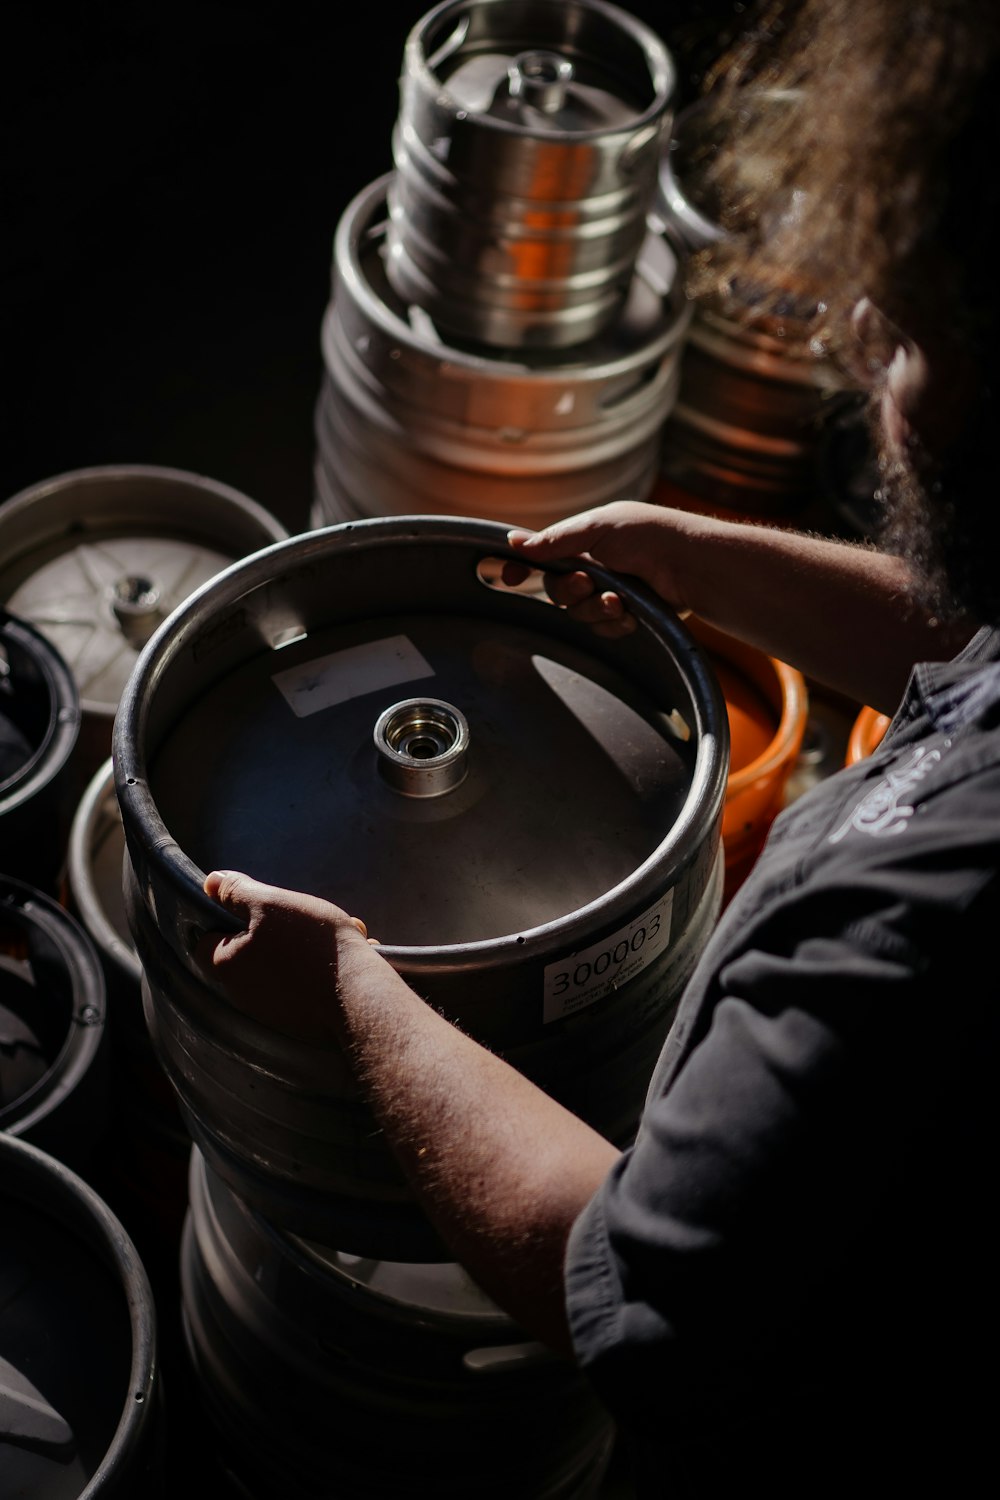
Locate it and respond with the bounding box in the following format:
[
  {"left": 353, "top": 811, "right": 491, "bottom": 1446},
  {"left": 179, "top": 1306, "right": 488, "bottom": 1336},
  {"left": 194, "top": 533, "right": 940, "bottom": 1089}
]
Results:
[
  {"left": 0, "top": 463, "right": 288, "bottom": 1496},
  {"left": 651, "top": 87, "right": 880, "bottom": 838},
  {"left": 312, "top": 0, "right": 690, "bottom": 531},
  {"left": 652, "top": 88, "right": 871, "bottom": 521},
  {"left": 113, "top": 510, "right": 731, "bottom": 1496}
]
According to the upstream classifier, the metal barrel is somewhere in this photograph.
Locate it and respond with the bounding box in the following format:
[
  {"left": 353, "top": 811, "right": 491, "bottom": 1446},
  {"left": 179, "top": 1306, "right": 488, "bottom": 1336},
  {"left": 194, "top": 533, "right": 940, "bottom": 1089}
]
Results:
[
  {"left": 654, "top": 92, "right": 853, "bottom": 515},
  {"left": 114, "top": 515, "right": 728, "bottom": 1260},
  {"left": 385, "top": 0, "right": 675, "bottom": 350},
  {"left": 0, "top": 1131, "right": 163, "bottom": 1498},
  {"left": 313, "top": 174, "right": 691, "bottom": 532},
  {"left": 181, "top": 1147, "right": 614, "bottom": 1499},
  {"left": 1, "top": 610, "right": 80, "bottom": 894},
  {"left": 0, "top": 464, "right": 288, "bottom": 793},
  {"left": 658, "top": 306, "right": 853, "bottom": 515},
  {"left": 64, "top": 758, "right": 192, "bottom": 1240},
  {"left": 1, "top": 875, "right": 109, "bottom": 1175},
  {"left": 66, "top": 758, "right": 143, "bottom": 1012}
]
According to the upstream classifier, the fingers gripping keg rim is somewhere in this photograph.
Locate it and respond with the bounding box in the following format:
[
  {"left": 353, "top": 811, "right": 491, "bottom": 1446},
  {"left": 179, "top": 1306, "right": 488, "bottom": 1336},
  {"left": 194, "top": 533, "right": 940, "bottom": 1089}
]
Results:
[{"left": 112, "top": 516, "right": 729, "bottom": 977}]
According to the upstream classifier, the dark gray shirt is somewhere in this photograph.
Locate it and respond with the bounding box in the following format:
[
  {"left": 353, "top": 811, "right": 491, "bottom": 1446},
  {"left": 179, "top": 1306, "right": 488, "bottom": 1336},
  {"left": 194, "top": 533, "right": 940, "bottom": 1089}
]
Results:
[{"left": 566, "top": 627, "right": 1000, "bottom": 1497}]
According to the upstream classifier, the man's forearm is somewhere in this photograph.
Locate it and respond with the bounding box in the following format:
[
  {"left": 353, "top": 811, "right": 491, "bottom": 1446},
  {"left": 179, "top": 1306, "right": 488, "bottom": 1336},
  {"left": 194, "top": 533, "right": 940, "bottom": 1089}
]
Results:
[
  {"left": 669, "top": 517, "right": 975, "bottom": 712},
  {"left": 512, "top": 503, "right": 976, "bottom": 713},
  {"left": 332, "top": 940, "right": 620, "bottom": 1356}
]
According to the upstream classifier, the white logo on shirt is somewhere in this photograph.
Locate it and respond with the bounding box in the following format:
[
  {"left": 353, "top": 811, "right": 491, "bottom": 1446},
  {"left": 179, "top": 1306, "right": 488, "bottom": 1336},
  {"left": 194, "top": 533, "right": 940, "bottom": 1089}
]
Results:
[{"left": 828, "top": 745, "right": 942, "bottom": 843}]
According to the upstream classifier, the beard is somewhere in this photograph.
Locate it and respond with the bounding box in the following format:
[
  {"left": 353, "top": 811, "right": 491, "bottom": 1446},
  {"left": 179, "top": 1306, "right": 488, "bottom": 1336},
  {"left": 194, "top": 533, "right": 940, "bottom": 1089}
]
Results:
[{"left": 867, "top": 395, "right": 995, "bottom": 627}]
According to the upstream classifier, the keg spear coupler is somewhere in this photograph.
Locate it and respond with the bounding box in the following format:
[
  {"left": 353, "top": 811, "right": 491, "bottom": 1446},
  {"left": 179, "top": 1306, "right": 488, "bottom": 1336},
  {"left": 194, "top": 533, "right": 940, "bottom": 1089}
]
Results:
[{"left": 373, "top": 698, "right": 470, "bottom": 797}]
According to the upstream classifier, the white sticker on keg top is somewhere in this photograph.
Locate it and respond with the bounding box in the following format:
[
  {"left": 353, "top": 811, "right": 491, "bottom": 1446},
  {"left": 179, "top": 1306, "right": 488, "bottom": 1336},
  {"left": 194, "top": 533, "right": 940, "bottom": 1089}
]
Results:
[
  {"left": 542, "top": 891, "right": 674, "bottom": 1024},
  {"left": 271, "top": 635, "right": 434, "bottom": 718}
]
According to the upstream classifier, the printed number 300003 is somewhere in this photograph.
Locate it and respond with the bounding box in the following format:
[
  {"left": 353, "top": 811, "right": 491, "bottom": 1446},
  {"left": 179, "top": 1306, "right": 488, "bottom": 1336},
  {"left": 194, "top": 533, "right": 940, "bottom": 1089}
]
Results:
[
  {"left": 542, "top": 894, "right": 672, "bottom": 1024},
  {"left": 548, "top": 911, "right": 663, "bottom": 998}
]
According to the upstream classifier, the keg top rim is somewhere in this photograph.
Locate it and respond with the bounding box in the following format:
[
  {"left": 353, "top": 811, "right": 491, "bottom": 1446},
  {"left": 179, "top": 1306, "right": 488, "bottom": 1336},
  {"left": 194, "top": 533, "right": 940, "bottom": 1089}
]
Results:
[
  {"left": 113, "top": 514, "right": 729, "bottom": 965},
  {"left": 405, "top": 0, "right": 676, "bottom": 140}
]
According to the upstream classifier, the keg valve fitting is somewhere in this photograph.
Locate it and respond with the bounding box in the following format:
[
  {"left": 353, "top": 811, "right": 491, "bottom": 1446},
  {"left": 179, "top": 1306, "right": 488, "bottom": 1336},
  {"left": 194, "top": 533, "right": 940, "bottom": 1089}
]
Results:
[
  {"left": 110, "top": 574, "right": 163, "bottom": 648},
  {"left": 374, "top": 699, "right": 470, "bottom": 797},
  {"left": 507, "top": 51, "right": 574, "bottom": 114}
]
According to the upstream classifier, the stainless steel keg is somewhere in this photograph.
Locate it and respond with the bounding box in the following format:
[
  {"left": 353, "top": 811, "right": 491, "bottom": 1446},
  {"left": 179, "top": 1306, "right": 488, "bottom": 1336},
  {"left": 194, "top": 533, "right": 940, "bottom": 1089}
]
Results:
[
  {"left": 1, "top": 610, "right": 80, "bottom": 892},
  {"left": 659, "top": 306, "right": 852, "bottom": 513},
  {"left": 654, "top": 93, "right": 853, "bottom": 514},
  {"left": 386, "top": 0, "right": 675, "bottom": 349},
  {"left": 313, "top": 174, "right": 691, "bottom": 532},
  {"left": 66, "top": 757, "right": 191, "bottom": 1233},
  {"left": 181, "top": 1148, "right": 614, "bottom": 1498},
  {"left": 0, "top": 876, "right": 108, "bottom": 1173},
  {"left": 0, "top": 464, "right": 288, "bottom": 788},
  {"left": 66, "top": 758, "right": 141, "bottom": 1009},
  {"left": 0, "top": 1132, "right": 162, "bottom": 1499},
  {"left": 114, "top": 515, "right": 728, "bottom": 1259}
]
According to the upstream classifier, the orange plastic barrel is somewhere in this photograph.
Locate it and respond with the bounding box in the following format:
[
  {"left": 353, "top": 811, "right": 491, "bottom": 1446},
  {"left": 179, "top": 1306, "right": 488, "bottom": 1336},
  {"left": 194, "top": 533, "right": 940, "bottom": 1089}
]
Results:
[
  {"left": 845, "top": 704, "right": 891, "bottom": 764},
  {"left": 689, "top": 616, "right": 809, "bottom": 906}
]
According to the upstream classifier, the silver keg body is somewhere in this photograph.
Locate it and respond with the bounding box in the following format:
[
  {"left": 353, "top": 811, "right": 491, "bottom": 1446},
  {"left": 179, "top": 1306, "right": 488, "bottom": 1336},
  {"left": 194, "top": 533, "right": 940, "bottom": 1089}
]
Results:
[
  {"left": 313, "top": 0, "right": 687, "bottom": 533},
  {"left": 0, "top": 464, "right": 287, "bottom": 789},
  {"left": 313, "top": 174, "right": 691, "bottom": 532},
  {"left": 654, "top": 90, "right": 857, "bottom": 515},
  {"left": 386, "top": 0, "right": 676, "bottom": 351}
]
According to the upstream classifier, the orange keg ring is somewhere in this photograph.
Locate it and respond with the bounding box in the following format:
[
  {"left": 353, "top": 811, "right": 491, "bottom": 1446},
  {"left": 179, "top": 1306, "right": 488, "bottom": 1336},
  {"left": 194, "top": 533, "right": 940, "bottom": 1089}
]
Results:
[{"left": 845, "top": 704, "right": 892, "bottom": 764}]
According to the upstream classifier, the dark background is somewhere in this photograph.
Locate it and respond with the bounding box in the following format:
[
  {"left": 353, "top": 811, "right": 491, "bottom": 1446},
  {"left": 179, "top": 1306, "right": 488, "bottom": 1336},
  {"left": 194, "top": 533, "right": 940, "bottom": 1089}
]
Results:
[{"left": 1, "top": 2, "right": 750, "bottom": 538}]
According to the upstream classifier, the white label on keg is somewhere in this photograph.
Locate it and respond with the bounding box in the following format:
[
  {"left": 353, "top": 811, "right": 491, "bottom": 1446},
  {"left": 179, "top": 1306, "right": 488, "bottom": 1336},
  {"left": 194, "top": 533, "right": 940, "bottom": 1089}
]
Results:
[
  {"left": 271, "top": 636, "right": 434, "bottom": 718},
  {"left": 542, "top": 891, "right": 674, "bottom": 1024}
]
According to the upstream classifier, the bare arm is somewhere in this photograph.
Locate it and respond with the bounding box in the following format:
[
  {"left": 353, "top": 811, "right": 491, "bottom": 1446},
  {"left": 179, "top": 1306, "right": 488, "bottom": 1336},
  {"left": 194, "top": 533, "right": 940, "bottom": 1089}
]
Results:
[
  {"left": 197, "top": 871, "right": 620, "bottom": 1357},
  {"left": 507, "top": 502, "right": 976, "bottom": 714}
]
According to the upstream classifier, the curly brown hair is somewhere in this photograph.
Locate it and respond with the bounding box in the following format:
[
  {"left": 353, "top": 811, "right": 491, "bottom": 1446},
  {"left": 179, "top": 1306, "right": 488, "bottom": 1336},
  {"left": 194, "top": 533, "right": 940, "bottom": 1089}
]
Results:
[
  {"left": 684, "top": 0, "right": 1000, "bottom": 621},
  {"left": 690, "top": 0, "right": 1000, "bottom": 365}
]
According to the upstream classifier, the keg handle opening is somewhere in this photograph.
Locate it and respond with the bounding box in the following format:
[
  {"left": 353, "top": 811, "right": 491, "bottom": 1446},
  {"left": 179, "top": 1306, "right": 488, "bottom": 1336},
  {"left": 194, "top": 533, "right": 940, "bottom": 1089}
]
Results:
[{"left": 474, "top": 546, "right": 645, "bottom": 610}]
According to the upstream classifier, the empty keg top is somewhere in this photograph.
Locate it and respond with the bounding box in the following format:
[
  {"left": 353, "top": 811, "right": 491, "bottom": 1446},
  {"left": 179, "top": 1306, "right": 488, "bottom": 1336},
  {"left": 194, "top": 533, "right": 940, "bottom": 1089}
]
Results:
[
  {"left": 0, "top": 616, "right": 79, "bottom": 816},
  {"left": 149, "top": 607, "right": 696, "bottom": 946},
  {"left": 441, "top": 45, "right": 642, "bottom": 134},
  {"left": 119, "top": 519, "right": 727, "bottom": 954},
  {"left": 0, "top": 1135, "right": 154, "bottom": 1498},
  {"left": 0, "top": 466, "right": 286, "bottom": 716},
  {"left": 412, "top": 0, "right": 673, "bottom": 135}
]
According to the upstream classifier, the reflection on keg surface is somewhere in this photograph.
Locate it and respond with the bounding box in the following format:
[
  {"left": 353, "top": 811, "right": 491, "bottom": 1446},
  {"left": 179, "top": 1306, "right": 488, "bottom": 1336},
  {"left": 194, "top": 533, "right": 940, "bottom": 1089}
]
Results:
[
  {"left": 0, "top": 464, "right": 288, "bottom": 788},
  {"left": 386, "top": 0, "right": 675, "bottom": 350},
  {"left": 181, "top": 1148, "right": 614, "bottom": 1499},
  {"left": 114, "top": 515, "right": 728, "bottom": 1260}
]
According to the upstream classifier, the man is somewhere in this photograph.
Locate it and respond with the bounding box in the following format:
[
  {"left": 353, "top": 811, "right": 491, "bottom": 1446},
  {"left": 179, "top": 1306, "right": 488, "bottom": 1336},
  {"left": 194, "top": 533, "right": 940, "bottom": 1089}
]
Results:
[{"left": 198, "top": 1, "right": 999, "bottom": 1491}]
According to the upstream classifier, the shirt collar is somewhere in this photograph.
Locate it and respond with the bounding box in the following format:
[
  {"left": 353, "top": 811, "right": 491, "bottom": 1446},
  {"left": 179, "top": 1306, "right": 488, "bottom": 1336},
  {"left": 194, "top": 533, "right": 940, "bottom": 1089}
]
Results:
[{"left": 909, "top": 625, "right": 1000, "bottom": 734}]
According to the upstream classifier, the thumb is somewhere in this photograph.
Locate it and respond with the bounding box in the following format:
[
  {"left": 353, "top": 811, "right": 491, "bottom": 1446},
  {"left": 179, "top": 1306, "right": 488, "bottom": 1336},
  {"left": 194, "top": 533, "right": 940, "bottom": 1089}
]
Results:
[
  {"left": 204, "top": 868, "right": 252, "bottom": 907},
  {"left": 195, "top": 870, "right": 255, "bottom": 973}
]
